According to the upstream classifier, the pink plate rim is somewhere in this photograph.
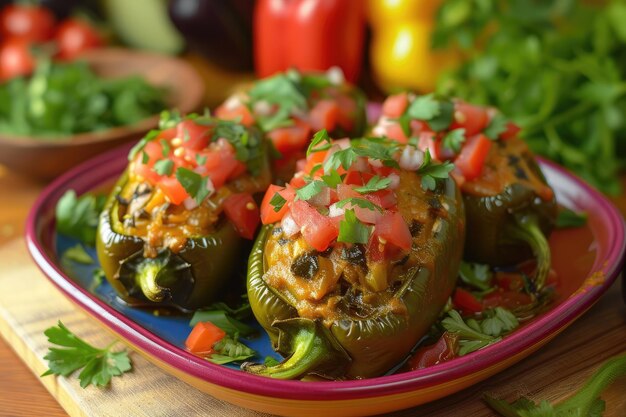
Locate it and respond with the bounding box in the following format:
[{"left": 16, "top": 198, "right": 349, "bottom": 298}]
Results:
[{"left": 26, "top": 143, "right": 626, "bottom": 402}]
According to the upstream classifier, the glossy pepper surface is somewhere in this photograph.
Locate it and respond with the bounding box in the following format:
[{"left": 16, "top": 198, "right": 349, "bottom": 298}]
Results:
[
  {"left": 96, "top": 113, "right": 271, "bottom": 311},
  {"left": 253, "top": 0, "right": 365, "bottom": 83},
  {"left": 243, "top": 136, "right": 465, "bottom": 379},
  {"left": 373, "top": 94, "right": 557, "bottom": 292}
]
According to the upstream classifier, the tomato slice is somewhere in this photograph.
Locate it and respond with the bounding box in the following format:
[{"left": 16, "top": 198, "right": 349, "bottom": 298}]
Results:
[
  {"left": 267, "top": 120, "right": 311, "bottom": 155},
  {"left": 290, "top": 200, "right": 338, "bottom": 251},
  {"left": 158, "top": 176, "right": 189, "bottom": 205},
  {"left": 407, "top": 332, "right": 458, "bottom": 370},
  {"left": 453, "top": 288, "right": 484, "bottom": 314},
  {"left": 223, "top": 193, "right": 260, "bottom": 239},
  {"left": 450, "top": 102, "right": 490, "bottom": 136},
  {"left": 382, "top": 92, "right": 409, "bottom": 118},
  {"left": 309, "top": 99, "right": 340, "bottom": 132},
  {"left": 177, "top": 120, "right": 211, "bottom": 151},
  {"left": 261, "top": 184, "right": 295, "bottom": 224},
  {"left": 375, "top": 211, "right": 412, "bottom": 251},
  {"left": 185, "top": 322, "right": 226, "bottom": 354},
  {"left": 454, "top": 134, "right": 492, "bottom": 181}
]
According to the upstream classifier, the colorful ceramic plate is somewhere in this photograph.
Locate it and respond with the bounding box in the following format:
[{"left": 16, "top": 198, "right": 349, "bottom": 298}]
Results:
[{"left": 26, "top": 143, "right": 625, "bottom": 417}]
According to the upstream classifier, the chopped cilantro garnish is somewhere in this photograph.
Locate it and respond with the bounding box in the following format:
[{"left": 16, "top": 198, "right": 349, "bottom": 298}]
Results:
[
  {"left": 128, "top": 129, "right": 159, "bottom": 161},
  {"left": 416, "top": 149, "right": 455, "bottom": 191},
  {"left": 269, "top": 192, "right": 287, "bottom": 213},
  {"left": 160, "top": 139, "right": 171, "bottom": 157},
  {"left": 175, "top": 167, "right": 210, "bottom": 204},
  {"left": 442, "top": 128, "right": 466, "bottom": 153},
  {"left": 307, "top": 129, "right": 332, "bottom": 156},
  {"left": 195, "top": 154, "right": 207, "bottom": 165},
  {"left": 321, "top": 170, "right": 343, "bottom": 187},
  {"left": 153, "top": 159, "right": 173, "bottom": 176},
  {"left": 141, "top": 151, "right": 149, "bottom": 164},
  {"left": 354, "top": 175, "right": 392, "bottom": 194},
  {"left": 336, "top": 198, "right": 382, "bottom": 212},
  {"left": 406, "top": 94, "right": 441, "bottom": 120},
  {"left": 484, "top": 113, "right": 509, "bottom": 140},
  {"left": 295, "top": 180, "right": 325, "bottom": 201},
  {"left": 338, "top": 209, "right": 371, "bottom": 244},
  {"left": 428, "top": 100, "right": 455, "bottom": 132}
]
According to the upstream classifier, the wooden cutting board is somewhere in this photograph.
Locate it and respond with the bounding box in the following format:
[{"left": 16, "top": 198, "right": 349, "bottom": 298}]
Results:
[{"left": 0, "top": 236, "right": 625, "bottom": 417}]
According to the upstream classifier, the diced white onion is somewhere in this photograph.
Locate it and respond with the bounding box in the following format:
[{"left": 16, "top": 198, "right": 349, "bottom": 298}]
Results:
[
  {"left": 223, "top": 94, "right": 243, "bottom": 111},
  {"left": 387, "top": 173, "right": 400, "bottom": 189},
  {"left": 352, "top": 156, "right": 369, "bottom": 172},
  {"left": 205, "top": 177, "right": 215, "bottom": 195},
  {"left": 281, "top": 213, "right": 300, "bottom": 237},
  {"left": 253, "top": 100, "right": 272, "bottom": 116},
  {"left": 326, "top": 66, "right": 345, "bottom": 85},
  {"left": 328, "top": 203, "right": 345, "bottom": 218},
  {"left": 399, "top": 146, "right": 424, "bottom": 171},
  {"left": 368, "top": 158, "right": 383, "bottom": 168},
  {"left": 372, "top": 116, "right": 393, "bottom": 138},
  {"left": 183, "top": 197, "right": 198, "bottom": 210}
]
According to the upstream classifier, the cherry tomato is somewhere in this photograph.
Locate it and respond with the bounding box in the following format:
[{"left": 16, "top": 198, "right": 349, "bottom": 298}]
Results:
[
  {"left": 0, "top": 38, "right": 34, "bottom": 81},
  {"left": 55, "top": 18, "right": 103, "bottom": 60},
  {"left": 223, "top": 193, "right": 260, "bottom": 239},
  {"left": 0, "top": 4, "right": 55, "bottom": 42}
]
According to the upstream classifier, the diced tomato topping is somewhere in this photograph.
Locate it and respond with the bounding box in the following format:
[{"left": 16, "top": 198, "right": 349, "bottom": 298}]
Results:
[
  {"left": 494, "top": 272, "right": 526, "bottom": 292},
  {"left": 366, "top": 189, "right": 397, "bottom": 209},
  {"left": 260, "top": 184, "right": 295, "bottom": 224},
  {"left": 343, "top": 170, "right": 374, "bottom": 186},
  {"left": 382, "top": 92, "right": 409, "bottom": 118},
  {"left": 454, "top": 134, "right": 492, "bottom": 181},
  {"left": 407, "top": 332, "right": 458, "bottom": 370},
  {"left": 176, "top": 120, "right": 211, "bottom": 151},
  {"left": 214, "top": 102, "right": 255, "bottom": 126},
  {"left": 381, "top": 122, "right": 409, "bottom": 143},
  {"left": 289, "top": 175, "right": 307, "bottom": 189},
  {"left": 309, "top": 99, "right": 340, "bottom": 132},
  {"left": 453, "top": 288, "right": 484, "bottom": 314},
  {"left": 500, "top": 121, "right": 521, "bottom": 140},
  {"left": 417, "top": 132, "right": 439, "bottom": 160},
  {"left": 375, "top": 211, "right": 412, "bottom": 251},
  {"left": 450, "top": 102, "right": 490, "bottom": 137},
  {"left": 337, "top": 183, "right": 360, "bottom": 200},
  {"left": 302, "top": 149, "right": 328, "bottom": 176},
  {"left": 482, "top": 289, "right": 533, "bottom": 310},
  {"left": 354, "top": 205, "right": 381, "bottom": 225},
  {"left": 158, "top": 176, "right": 189, "bottom": 205},
  {"left": 157, "top": 127, "right": 177, "bottom": 141},
  {"left": 290, "top": 200, "right": 338, "bottom": 251},
  {"left": 223, "top": 193, "right": 260, "bottom": 239},
  {"left": 267, "top": 120, "right": 311, "bottom": 154},
  {"left": 185, "top": 321, "right": 226, "bottom": 354}
]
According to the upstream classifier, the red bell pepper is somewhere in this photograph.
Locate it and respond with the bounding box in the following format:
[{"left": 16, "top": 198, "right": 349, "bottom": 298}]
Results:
[{"left": 253, "top": 0, "right": 365, "bottom": 83}]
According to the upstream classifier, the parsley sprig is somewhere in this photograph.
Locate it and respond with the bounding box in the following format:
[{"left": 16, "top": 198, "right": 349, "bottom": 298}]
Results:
[
  {"left": 42, "top": 321, "right": 132, "bottom": 388},
  {"left": 416, "top": 149, "right": 455, "bottom": 191},
  {"left": 55, "top": 190, "right": 106, "bottom": 246}
]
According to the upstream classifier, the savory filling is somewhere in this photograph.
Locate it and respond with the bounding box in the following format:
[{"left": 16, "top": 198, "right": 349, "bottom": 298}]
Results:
[
  {"left": 114, "top": 115, "right": 266, "bottom": 257},
  {"left": 259, "top": 136, "right": 453, "bottom": 325}
]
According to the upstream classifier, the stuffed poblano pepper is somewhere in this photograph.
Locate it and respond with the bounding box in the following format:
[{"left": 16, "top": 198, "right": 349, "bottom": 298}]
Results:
[
  {"left": 373, "top": 93, "right": 557, "bottom": 291},
  {"left": 215, "top": 68, "right": 367, "bottom": 181},
  {"left": 243, "top": 133, "right": 465, "bottom": 379},
  {"left": 96, "top": 112, "right": 271, "bottom": 311}
]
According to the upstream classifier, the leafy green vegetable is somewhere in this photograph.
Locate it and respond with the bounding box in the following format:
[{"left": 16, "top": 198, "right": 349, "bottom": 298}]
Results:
[
  {"left": 0, "top": 59, "right": 165, "bottom": 138},
  {"left": 42, "top": 321, "right": 131, "bottom": 388},
  {"left": 484, "top": 352, "right": 626, "bottom": 417},
  {"left": 442, "top": 128, "right": 466, "bottom": 153},
  {"left": 442, "top": 308, "right": 519, "bottom": 355},
  {"left": 153, "top": 159, "right": 173, "bottom": 176},
  {"left": 338, "top": 209, "right": 371, "bottom": 244},
  {"left": 354, "top": 176, "right": 392, "bottom": 194},
  {"left": 406, "top": 94, "right": 441, "bottom": 120},
  {"left": 556, "top": 208, "right": 588, "bottom": 229},
  {"left": 307, "top": 129, "right": 332, "bottom": 156},
  {"left": 336, "top": 198, "right": 382, "bottom": 213},
  {"left": 416, "top": 150, "right": 455, "bottom": 191},
  {"left": 458, "top": 261, "right": 493, "bottom": 291},
  {"left": 321, "top": 170, "right": 343, "bottom": 188},
  {"left": 435, "top": 0, "right": 626, "bottom": 194},
  {"left": 55, "top": 190, "right": 106, "bottom": 246},
  {"left": 208, "top": 336, "right": 256, "bottom": 365},
  {"left": 61, "top": 244, "right": 93, "bottom": 265},
  {"left": 295, "top": 180, "right": 325, "bottom": 201},
  {"left": 484, "top": 113, "right": 509, "bottom": 140},
  {"left": 270, "top": 192, "right": 287, "bottom": 212},
  {"left": 175, "top": 167, "right": 210, "bottom": 205}
]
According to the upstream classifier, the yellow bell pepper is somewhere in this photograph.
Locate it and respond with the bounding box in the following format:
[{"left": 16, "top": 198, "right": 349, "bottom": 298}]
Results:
[{"left": 367, "top": 0, "right": 460, "bottom": 93}]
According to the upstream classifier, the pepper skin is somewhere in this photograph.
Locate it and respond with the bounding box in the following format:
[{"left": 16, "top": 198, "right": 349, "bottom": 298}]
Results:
[
  {"left": 244, "top": 174, "right": 465, "bottom": 379},
  {"left": 462, "top": 139, "right": 557, "bottom": 291}
]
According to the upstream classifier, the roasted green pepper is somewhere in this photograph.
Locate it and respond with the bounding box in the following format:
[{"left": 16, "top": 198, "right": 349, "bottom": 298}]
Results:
[
  {"left": 96, "top": 113, "right": 271, "bottom": 311},
  {"left": 242, "top": 136, "right": 465, "bottom": 379}
]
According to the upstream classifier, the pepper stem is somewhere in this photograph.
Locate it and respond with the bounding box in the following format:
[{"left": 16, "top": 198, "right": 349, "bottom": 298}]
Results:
[
  {"left": 506, "top": 215, "right": 551, "bottom": 293},
  {"left": 242, "top": 318, "right": 351, "bottom": 380}
]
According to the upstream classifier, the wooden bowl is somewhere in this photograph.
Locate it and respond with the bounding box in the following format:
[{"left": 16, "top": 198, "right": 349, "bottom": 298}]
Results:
[{"left": 0, "top": 48, "right": 205, "bottom": 181}]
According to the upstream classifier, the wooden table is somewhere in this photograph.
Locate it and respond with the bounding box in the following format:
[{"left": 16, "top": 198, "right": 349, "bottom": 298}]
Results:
[{"left": 0, "top": 165, "right": 625, "bottom": 417}]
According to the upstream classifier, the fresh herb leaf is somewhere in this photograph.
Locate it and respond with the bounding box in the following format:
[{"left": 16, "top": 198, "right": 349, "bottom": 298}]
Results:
[
  {"left": 442, "top": 128, "right": 466, "bottom": 153},
  {"left": 406, "top": 94, "right": 441, "bottom": 120},
  {"left": 264, "top": 356, "right": 280, "bottom": 367},
  {"left": 353, "top": 176, "right": 392, "bottom": 194},
  {"left": 270, "top": 192, "right": 287, "bottom": 212},
  {"left": 323, "top": 147, "right": 358, "bottom": 173},
  {"left": 336, "top": 198, "right": 383, "bottom": 212},
  {"left": 42, "top": 321, "right": 132, "bottom": 388},
  {"left": 55, "top": 190, "right": 106, "bottom": 246},
  {"left": 484, "top": 113, "right": 509, "bottom": 140},
  {"left": 189, "top": 309, "right": 256, "bottom": 339},
  {"left": 61, "top": 244, "right": 93, "bottom": 265},
  {"left": 211, "top": 119, "right": 262, "bottom": 176},
  {"left": 295, "top": 180, "right": 325, "bottom": 201},
  {"left": 175, "top": 167, "right": 210, "bottom": 204},
  {"left": 160, "top": 139, "right": 171, "bottom": 157},
  {"left": 556, "top": 208, "right": 588, "bottom": 229},
  {"left": 195, "top": 154, "right": 207, "bottom": 165},
  {"left": 338, "top": 209, "right": 371, "bottom": 244},
  {"left": 153, "top": 159, "right": 173, "bottom": 176},
  {"left": 459, "top": 261, "right": 493, "bottom": 291},
  {"left": 416, "top": 150, "right": 455, "bottom": 191},
  {"left": 128, "top": 130, "right": 159, "bottom": 162},
  {"left": 141, "top": 151, "right": 149, "bottom": 164},
  {"left": 428, "top": 100, "right": 455, "bottom": 132},
  {"left": 208, "top": 336, "right": 255, "bottom": 365},
  {"left": 158, "top": 110, "right": 184, "bottom": 130},
  {"left": 321, "top": 170, "right": 343, "bottom": 188},
  {"left": 307, "top": 129, "right": 332, "bottom": 156}
]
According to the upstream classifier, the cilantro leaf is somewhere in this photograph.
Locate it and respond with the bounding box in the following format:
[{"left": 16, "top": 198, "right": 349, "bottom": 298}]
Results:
[
  {"left": 353, "top": 176, "right": 392, "bottom": 194},
  {"left": 190, "top": 309, "right": 256, "bottom": 339},
  {"left": 459, "top": 261, "right": 493, "bottom": 291},
  {"left": 248, "top": 71, "right": 307, "bottom": 132},
  {"left": 42, "top": 321, "right": 132, "bottom": 388},
  {"left": 336, "top": 198, "right": 383, "bottom": 212},
  {"left": 484, "top": 113, "right": 509, "bottom": 140},
  {"left": 195, "top": 154, "right": 207, "bottom": 165},
  {"left": 295, "top": 180, "right": 325, "bottom": 201},
  {"left": 556, "top": 208, "right": 587, "bottom": 229},
  {"left": 153, "top": 159, "right": 173, "bottom": 176},
  {"left": 141, "top": 151, "right": 149, "bottom": 164},
  {"left": 321, "top": 170, "right": 343, "bottom": 187},
  {"left": 338, "top": 209, "right": 371, "bottom": 244},
  {"left": 323, "top": 147, "right": 358, "bottom": 173},
  {"left": 175, "top": 167, "right": 210, "bottom": 205},
  {"left": 307, "top": 129, "right": 332, "bottom": 156},
  {"left": 55, "top": 190, "right": 106, "bottom": 246},
  {"left": 406, "top": 94, "right": 441, "bottom": 120},
  {"left": 211, "top": 119, "right": 263, "bottom": 176},
  {"left": 160, "top": 139, "right": 171, "bottom": 157},
  {"left": 270, "top": 192, "right": 287, "bottom": 212},
  {"left": 208, "top": 336, "right": 255, "bottom": 365},
  {"left": 61, "top": 244, "right": 93, "bottom": 265},
  {"left": 442, "top": 128, "right": 466, "bottom": 153},
  {"left": 428, "top": 100, "right": 455, "bottom": 132},
  {"left": 416, "top": 150, "right": 455, "bottom": 191}
]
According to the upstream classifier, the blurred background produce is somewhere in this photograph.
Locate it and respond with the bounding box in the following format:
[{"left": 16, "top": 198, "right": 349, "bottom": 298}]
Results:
[{"left": 0, "top": 0, "right": 624, "bottom": 194}]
